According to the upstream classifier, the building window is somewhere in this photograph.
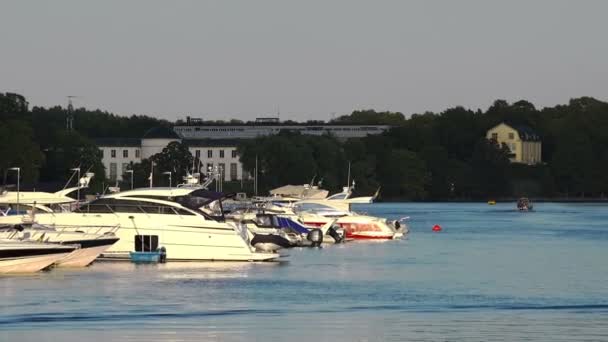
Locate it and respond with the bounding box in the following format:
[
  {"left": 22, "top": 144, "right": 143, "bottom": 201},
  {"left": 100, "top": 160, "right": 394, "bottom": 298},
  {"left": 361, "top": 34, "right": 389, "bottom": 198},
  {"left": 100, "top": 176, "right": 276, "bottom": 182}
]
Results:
[
  {"left": 110, "top": 163, "right": 117, "bottom": 180},
  {"left": 207, "top": 150, "right": 213, "bottom": 158},
  {"left": 135, "top": 149, "right": 140, "bottom": 158},
  {"left": 220, "top": 150, "right": 225, "bottom": 158},
  {"left": 230, "top": 163, "right": 238, "bottom": 180},
  {"left": 508, "top": 133, "right": 514, "bottom": 140},
  {"left": 231, "top": 150, "right": 237, "bottom": 158},
  {"left": 123, "top": 149, "right": 129, "bottom": 158},
  {"left": 218, "top": 163, "right": 226, "bottom": 180},
  {"left": 491, "top": 133, "right": 498, "bottom": 141},
  {"left": 195, "top": 150, "right": 201, "bottom": 159},
  {"left": 111, "top": 149, "right": 116, "bottom": 158}
]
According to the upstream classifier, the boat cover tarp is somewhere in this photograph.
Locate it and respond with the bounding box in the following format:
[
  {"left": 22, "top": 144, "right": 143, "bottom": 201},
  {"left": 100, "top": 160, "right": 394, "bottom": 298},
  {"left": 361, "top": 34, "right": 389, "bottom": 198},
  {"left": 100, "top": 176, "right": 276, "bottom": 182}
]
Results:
[{"left": 276, "top": 216, "right": 310, "bottom": 234}]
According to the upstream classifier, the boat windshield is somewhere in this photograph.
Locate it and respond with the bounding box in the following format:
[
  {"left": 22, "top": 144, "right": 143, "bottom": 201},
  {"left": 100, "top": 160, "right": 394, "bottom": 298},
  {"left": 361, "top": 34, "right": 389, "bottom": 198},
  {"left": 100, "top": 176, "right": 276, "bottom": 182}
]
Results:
[{"left": 294, "top": 202, "right": 342, "bottom": 213}]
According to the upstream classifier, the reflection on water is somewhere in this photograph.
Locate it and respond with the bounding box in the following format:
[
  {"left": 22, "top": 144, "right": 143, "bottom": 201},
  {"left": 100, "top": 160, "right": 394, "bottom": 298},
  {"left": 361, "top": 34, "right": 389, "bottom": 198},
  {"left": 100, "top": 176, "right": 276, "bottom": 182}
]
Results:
[{"left": 1, "top": 203, "right": 608, "bottom": 341}]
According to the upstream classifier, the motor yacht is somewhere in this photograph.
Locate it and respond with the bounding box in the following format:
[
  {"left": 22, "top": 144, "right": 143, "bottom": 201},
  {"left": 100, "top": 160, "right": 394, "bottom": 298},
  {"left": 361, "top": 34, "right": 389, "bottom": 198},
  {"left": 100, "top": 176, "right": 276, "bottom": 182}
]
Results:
[
  {"left": 293, "top": 201, "right": 408, "bottom": 240},
  {"left": 0, "top": 173, "right": 94, "bottom": 216},
  {"left": 0, "top": 224, "right": 119, "bottom": 267},
  {"left": 0, "top": 188, "right": 280, "bottom": 262},
  {"left": 0, "top": 240, "right": 77, "bottom": 274},
  {"left": 226, "top": 209, "right": 343, "bottom": 251}
]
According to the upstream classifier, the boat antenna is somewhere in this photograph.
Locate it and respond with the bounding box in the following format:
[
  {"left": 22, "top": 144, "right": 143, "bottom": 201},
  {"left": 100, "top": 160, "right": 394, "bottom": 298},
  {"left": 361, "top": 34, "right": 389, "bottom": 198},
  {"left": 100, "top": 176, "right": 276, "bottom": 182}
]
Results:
[
  {"left": 346, "top": 161, "right": 351, "bottom": 189},
  {"left": 309, "top": 175, "right": 316, "bottom": 187},
  {"left": 63, "top": 165, "right": 81, "bottom": 190},
  {"left": 149, "top": 160, "right": 154, "bottom": 188}
]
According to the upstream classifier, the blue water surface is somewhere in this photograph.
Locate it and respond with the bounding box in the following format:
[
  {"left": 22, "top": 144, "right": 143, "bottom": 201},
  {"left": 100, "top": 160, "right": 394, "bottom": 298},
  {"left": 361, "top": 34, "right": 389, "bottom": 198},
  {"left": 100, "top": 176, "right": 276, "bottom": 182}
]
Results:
[{"left": 1, "top": 202, "right": 608, "bottom": 341}]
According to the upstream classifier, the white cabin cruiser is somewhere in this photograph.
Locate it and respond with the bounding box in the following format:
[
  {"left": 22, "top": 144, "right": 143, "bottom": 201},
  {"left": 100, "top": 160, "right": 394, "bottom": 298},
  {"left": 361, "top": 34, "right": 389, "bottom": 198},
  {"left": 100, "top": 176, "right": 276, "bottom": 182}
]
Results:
[
  {"left": 0, "top": 240, "right": 77, "bottom": 274},
  {"left": 0, "top": 172, "right": 94, "bottom": 215},
  {"left": 0, "top": 188, "right": 279, "bottom": 262},
  {"left": 0, "top": 224, "right": 119, "bottom": 267},
  {"left": 292, "top": 201, "right": 408, "bottom": 240}
]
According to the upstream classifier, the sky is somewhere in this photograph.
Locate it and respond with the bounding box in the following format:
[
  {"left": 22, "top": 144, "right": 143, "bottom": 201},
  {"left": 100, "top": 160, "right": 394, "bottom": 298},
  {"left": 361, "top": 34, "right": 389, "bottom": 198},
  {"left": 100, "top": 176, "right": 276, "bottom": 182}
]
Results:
[{"left": 1, "top": 1, "right": 607, "bottom": 121}]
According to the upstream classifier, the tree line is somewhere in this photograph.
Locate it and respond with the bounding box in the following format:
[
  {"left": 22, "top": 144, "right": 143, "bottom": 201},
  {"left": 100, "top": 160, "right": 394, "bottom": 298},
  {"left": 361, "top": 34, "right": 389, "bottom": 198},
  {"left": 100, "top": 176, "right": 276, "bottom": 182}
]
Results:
[
  {"left": 239, "top": 98, "right": 608, "bottom": 200},
  {"left": 2, "top": 92, "right": 608, "bottom": 200}
]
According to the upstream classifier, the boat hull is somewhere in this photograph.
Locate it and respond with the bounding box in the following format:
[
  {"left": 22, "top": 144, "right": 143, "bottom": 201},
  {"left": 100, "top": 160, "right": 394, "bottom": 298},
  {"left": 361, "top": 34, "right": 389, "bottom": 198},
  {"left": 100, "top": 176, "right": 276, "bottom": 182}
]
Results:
[
  {"left": 346, "top": 233, "right": 396, "bottom": 240},
  {"left": 0, "top": 252, "right": 72, "bottom": 274},
  {"left": 55, "top": 242, "right": 116, "bottom": 267},
  {"left": 2, "top": 213, "right": 280, "bottom": 262}
]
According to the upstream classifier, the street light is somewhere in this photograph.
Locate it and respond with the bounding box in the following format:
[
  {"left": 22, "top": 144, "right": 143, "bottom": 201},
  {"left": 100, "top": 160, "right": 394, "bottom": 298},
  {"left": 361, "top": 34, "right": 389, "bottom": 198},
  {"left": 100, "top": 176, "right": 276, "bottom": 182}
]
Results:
[
  {"left": 126, "top": 170, "right": 134, "bottom": 190},
  {"left": 8, "top": 167, "right": 20, "bottom": 214},
  {"left": 70, "top": 167, "right": 81, "bottom": 202},
  {"left": 162, "top": 171, "right": 172, "bottom": 188}
]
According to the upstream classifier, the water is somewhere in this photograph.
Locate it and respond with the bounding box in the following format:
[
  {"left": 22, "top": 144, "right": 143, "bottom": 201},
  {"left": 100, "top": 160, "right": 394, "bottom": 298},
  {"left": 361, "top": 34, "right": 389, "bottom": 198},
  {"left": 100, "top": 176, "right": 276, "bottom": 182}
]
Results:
[{"left": 2, "top": 203, "right": 608, "bottom": 341}]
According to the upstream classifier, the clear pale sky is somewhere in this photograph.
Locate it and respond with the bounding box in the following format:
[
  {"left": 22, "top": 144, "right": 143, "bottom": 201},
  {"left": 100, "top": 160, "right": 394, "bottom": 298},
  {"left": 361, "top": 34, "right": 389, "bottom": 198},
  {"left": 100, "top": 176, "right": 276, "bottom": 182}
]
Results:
[{"left": 1, "top": 1, "right": 607, "bottom": 121}]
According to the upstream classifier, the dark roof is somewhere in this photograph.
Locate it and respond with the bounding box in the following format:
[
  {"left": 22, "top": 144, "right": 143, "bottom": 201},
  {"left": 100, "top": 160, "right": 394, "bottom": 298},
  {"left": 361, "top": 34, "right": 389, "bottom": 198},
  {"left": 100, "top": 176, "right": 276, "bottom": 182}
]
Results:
[
  {"left": 142, "top": 126, "right": 181, "bottom": 140},
  {"left": 495, "top": 122, "right": 541, "bottom": 142},
  {"left": 95, "top": 138, "right": 141, "bottom": 147},
  {"left": 183, "top": 138, "right": 240, "bottom": 147},
  {"left": 512, "top": 124, "right": 541, "bottom": 141}
]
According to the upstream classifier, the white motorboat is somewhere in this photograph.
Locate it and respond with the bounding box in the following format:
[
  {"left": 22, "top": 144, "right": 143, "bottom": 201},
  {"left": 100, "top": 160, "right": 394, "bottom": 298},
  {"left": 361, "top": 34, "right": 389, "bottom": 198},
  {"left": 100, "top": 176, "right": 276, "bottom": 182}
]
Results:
[
  {"left": 292, "top": 201, "right": 408, "bottom": 240},
  {"left": 0, "top": 173, "right": 94, "bottom": 216},
  {"left": 0, "top": 188, "right": 280, "bottom": 262},
  {"left": 0, "top": 224, "right": 119, "bottom": 267},
  {"left": 227, "top": 210, "right": 342, "bottom": 251},
  {"left": 0, "top": 240, "right": 77, "bottom": 274}
]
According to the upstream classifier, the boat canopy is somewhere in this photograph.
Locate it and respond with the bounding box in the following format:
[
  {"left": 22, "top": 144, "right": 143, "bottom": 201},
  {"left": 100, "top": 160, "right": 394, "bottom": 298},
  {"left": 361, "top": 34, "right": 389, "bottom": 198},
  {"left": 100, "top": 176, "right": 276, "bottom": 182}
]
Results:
[
  {"left": 269, "top": 185, "right": 328, "bottom": 200},
  {"left": 175, "top": 190, "right": 236, "bottom": 221}
]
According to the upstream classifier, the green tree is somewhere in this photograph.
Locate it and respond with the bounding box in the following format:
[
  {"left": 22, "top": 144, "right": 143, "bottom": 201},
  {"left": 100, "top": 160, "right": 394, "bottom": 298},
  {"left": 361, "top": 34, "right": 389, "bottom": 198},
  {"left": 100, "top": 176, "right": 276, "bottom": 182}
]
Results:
[
  {"left": 377, "top": 149, "right": 429, "bottom": 200},
  {"left": 469, "top": 139, "right": 512, "bottom": 197},
  {"left": 0, "top": 120, "right": 44, "bottom": 183},
  {"left": 151, "top": 141, "right": 194, "bottom": 186}
]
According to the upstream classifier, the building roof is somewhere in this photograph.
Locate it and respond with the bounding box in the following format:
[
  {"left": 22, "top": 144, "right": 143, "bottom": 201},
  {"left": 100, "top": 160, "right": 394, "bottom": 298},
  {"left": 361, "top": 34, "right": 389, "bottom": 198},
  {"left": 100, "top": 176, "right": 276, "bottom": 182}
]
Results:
[
  {"left": 94, "top": 138, "right": 141, "bottom": 147},
  {"left": 490, "top": 122, "right": 541, "bottom": 142},
  {"left": 142, "top": 126, "right": 181, "bottom": 140},
  {"left": 512, "top": 124, "right": 541, "bottom": 141},
  {"left": 183, "top": 138, "right": 240, "bottom": 147}
]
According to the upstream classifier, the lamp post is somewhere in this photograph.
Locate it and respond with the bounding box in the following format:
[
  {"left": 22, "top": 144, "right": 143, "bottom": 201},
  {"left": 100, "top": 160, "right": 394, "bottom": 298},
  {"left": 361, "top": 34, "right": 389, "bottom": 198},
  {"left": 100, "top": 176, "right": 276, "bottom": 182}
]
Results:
[
  {"left": 163, "top": 171, "right": 172, "bottom": 188},
  {"left": 8, "top": 167, "right": 20, "bottom": 214},
  {"left": 126, "top": 170, "right": 134, "bottom": 190},
  {"left": 70, "top": 167, "right": 81, "bottom": 202}
]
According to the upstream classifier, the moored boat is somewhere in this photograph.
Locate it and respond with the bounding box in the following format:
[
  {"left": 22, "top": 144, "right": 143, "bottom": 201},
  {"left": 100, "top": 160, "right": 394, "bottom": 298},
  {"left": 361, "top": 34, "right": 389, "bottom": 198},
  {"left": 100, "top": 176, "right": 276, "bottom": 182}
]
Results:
[
  {"left": 0, "top": 224, "right": 119, "bottom": 267},
  {"left": 517, "top": 197, "right": 533, "bottom": 211},
  {"left": 0, "top": 188, "right": 280, "bottom": 262},
  {"left": 0, "top": 240, "right": 77, "bottom": 274}
]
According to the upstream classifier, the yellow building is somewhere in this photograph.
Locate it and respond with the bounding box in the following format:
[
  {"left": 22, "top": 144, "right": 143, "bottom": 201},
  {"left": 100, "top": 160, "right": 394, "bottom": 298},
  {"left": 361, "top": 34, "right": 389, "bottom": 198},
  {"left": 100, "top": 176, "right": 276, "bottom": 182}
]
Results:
[{"left": 486, "top": 122, "right": 542, "bottom": 165}]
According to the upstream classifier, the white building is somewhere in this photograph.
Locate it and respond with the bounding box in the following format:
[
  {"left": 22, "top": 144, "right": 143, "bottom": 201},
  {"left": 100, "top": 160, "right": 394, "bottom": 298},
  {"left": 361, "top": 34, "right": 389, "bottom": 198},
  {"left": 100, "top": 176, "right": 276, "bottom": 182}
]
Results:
[
  {"left": 96, "top": 127, "right": 245, "bottom": 182},
  {"left": 174, "top": 123, "right": 391, "bottom": 140}
]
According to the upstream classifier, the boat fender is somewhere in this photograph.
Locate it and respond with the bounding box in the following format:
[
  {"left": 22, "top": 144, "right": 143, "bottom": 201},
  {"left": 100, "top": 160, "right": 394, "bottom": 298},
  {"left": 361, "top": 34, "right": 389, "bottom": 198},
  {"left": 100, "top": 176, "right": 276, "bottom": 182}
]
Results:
[{"left": 307, "top": 228, "right": 323, "bottom": 247}]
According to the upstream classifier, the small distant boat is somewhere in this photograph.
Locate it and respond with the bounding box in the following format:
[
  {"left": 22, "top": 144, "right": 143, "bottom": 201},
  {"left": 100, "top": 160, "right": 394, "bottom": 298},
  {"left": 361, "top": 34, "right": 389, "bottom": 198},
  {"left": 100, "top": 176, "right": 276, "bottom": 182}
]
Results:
[
  {"left": 487, "top": 200, "right": 496, "bottom": 205},
  {"left": 517, "top": 197, "right": 533, "bottom": 211}
]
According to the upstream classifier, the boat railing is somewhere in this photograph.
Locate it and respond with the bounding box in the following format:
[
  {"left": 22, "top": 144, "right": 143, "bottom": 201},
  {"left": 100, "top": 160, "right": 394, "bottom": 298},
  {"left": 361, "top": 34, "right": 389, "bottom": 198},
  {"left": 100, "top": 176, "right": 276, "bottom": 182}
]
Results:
[
  {"left": 74, "top": 202, "right": 195, "bottom": 217},
  {"left": 52, "top": 224, "right": 121, "bottom": 236}
]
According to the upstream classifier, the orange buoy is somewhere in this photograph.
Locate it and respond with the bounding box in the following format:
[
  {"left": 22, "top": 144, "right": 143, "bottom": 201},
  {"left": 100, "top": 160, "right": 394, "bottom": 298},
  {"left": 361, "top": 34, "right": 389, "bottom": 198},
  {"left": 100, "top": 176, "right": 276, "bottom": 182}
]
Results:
[{"left": 432, "top": 224, "right": 442, "bottom": 232}]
